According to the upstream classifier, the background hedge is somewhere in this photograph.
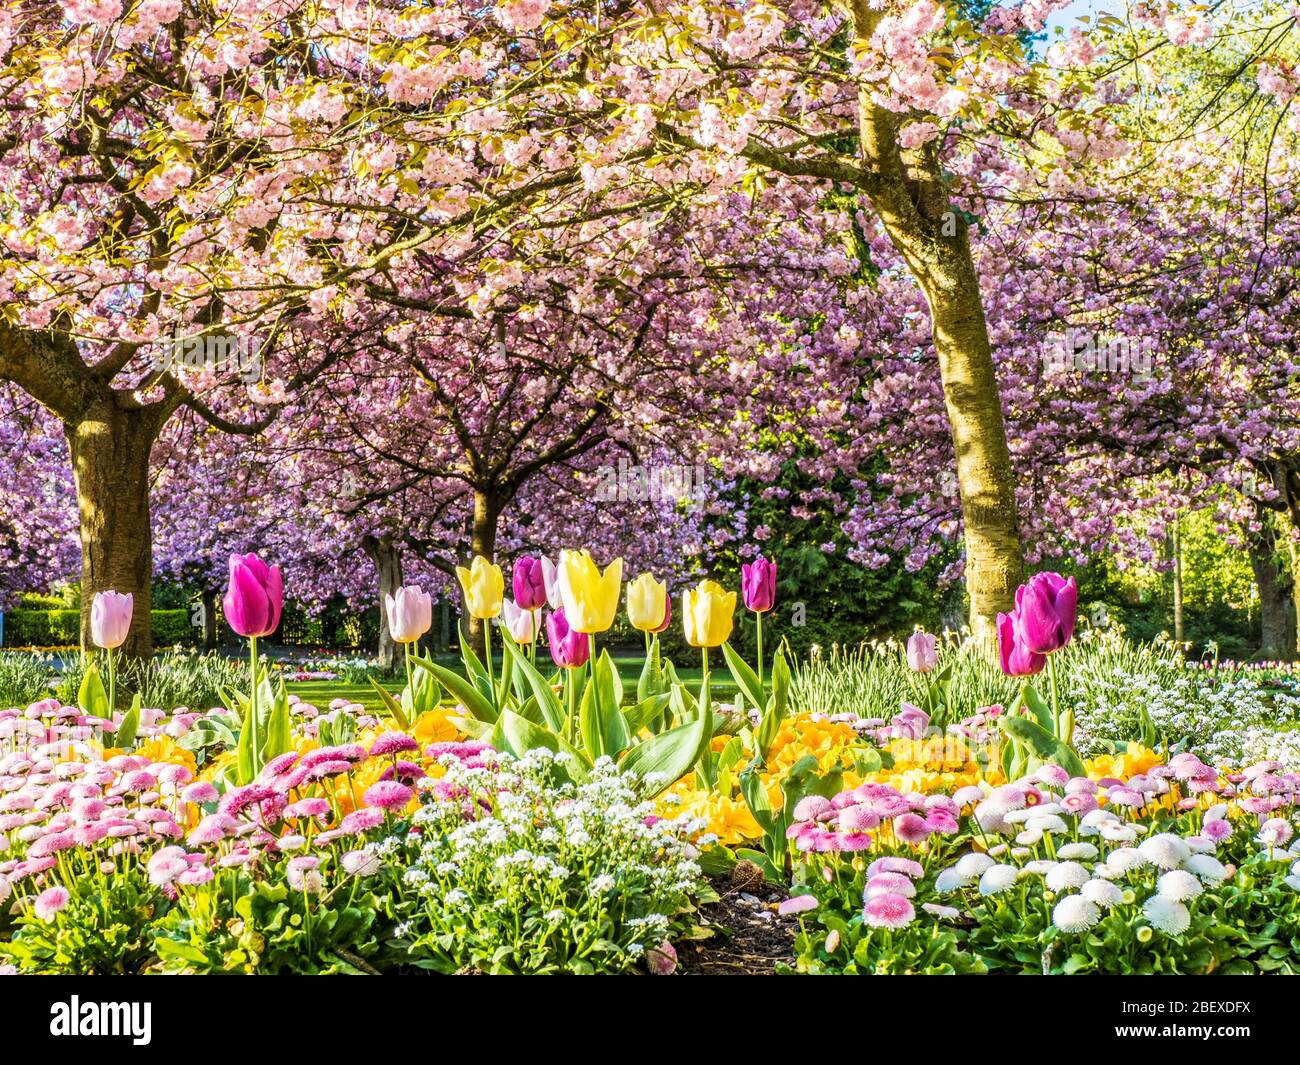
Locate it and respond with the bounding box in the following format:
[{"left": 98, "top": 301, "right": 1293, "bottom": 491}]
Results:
[{"left": 1, "top": 608, "right": 193, "bottom": 648}]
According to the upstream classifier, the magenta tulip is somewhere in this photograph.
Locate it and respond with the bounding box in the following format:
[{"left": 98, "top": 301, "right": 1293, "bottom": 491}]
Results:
[
  {"left": 223, "top": 553, "right": 283, "bottom": 638},
  {"left": 546, "top": 608, "right": 590, "bottom": 668},
  {"left": 512, "top": 556, "right": 548, "bottom": 611},
  {"left": 1012, "top": 572, "right": 1078, "bottom": 655},
  {"left": 741, "top": 556, "right": 777, "bottom": 613},
  {"left": 90, "top": 591, "right": 133, "bottom": 650},
  {"left": 997, "top": 611, "right": 1045, "bottom": 677}
]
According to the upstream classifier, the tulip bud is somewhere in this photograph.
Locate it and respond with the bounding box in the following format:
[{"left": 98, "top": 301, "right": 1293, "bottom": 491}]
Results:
[
  {"left": 741, "top": 556, "right": 776, "bottom": 613},
  {"left": 682, "top": 580, "right": 736, "bottom": 648},
  {"left": 1012, "top": 572, "right": 1078, "bottom": 655},
  {"left": 905, "top": 631, "right": 937, "bottom": 673},
  {"left": 511, "top": 557, "right": 548, "bottom": 611},
  {"left": 384, "top": 585, "right": 432, "bottom": 644},
  {"left": 455, "top": 555, "right": 504, "bottom": 620},
  {"left": 997, "top": 610, "right": 1045, "bottom": 677},
  {"left": 546, "top": 608, "right": 590, "bottom": 668},
  {"left": 223, "top": 553, "right": 283, "bottom": 638},
  {"left": 90, "top": 591, "right": 133, "bottom": 650},
  {"left": 626, "top": 572, "right": 669, "bottom": 632},
  {"left": 500, "top": 599, "right": 540, "bottom": 644},
  {"left": 556, "top": 549, "right": 622, "bottom": 634}
]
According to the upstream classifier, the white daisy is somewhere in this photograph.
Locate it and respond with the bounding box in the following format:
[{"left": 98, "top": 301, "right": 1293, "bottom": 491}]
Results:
[
  {"left": 1045, "top": 861, "right": 1091, "bottom": 893},
  {"left": 1157, "top": 869, "right": 1203, "bottom": 902},
  {"left": 1142, "top": 895, "right": 1191, "bottom": 935},
  {"left": 1182, "top": 854, "right": 1227, "bottom": 884},
  {"left": 1052, "top": 895, "right": 1101, "bottom": 933},
  {"left": 1081, "top": 878, "right": 1125, "bottom": 908},
  {"left": 977, "top": 864, "right": 1020, "bottom": 896},
  {"left": 1139, "top": 833, "right": 1191, "bottom": 870}
]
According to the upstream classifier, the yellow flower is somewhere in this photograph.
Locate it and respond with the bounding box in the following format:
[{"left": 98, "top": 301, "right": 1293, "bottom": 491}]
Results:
[
  {"left": 557, "top": 549, "right": 623, "bottom": 633},
  {"left": 413, "top": 708, "right": 462, "bottom": 747},
  {"left": 1086, "top": 743, "right": 1162, "bottom": 783},
  {"left": 455, "top": 555, "right": 504, "bottom": 620},
  {"left": 626, "top": 572, "right": 668, "bottom": 632},
  {"left": 134, "top": 736, "right": 198, "bottom": 779},
  {"left": 682, "top": 580, "right": 736, "bottom": 648}
]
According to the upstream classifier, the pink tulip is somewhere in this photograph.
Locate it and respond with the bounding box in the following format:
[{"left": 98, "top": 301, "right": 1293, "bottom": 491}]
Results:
[
  {"left": 546, "top": 608, "right": 590, "bottom": 668},
  {"left": 741, "top": 556, "right": 776, "bottom": 613},
  {"left": 512, "top": 557, "right": 548, "bottom": 611},
  {"left": 90, "top": 591, "right": 133, "bottom": 650},
  {"left": 222, "top": 553, "right": 283, "bottom": 638},
  {"left": 997, "top": 610, "right": 1045, "bottom": 677},
  {"left": 384, "top": 585, "right": 431, "bottom": 643},
  {"left": 501, "top": 599, "right": 540, "bottom": 644},
  {"left": 1012, "top": 572, "right": 1077, "bottom": 655},
  {"left": 905, "top": 631, "right": 937, "bottom": 672}
]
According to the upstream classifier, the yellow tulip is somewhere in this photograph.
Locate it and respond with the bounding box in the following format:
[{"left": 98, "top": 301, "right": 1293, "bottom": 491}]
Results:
[
  {"left": 626, "top": 572, "right": 668, "bottom": 632},
  {"left": 557, "top": 549, "right": 623, "bottom": 633},
  {"left": 682, "top": 580, "right": 736, "bottom": 647},
  {"left": 455, "top": 555, "right": 504, "bottom": 620}
]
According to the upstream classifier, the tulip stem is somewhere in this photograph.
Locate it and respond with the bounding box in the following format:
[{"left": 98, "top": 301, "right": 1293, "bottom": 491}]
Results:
[
  {"left": 566, "top": 666, "right": 576, "bottom": 742},
  {"left": 756, "top": 611, "right": 764, "bottom": 695},
  {"left": 248, "top": 635, "right": 260, "bottom": 774},
  {"left": 404, "top": 643, "right": 414, "bottom": 717},
  {"left": 1047, "top": 653, "right": 1060, "bottom": 737},
  {"left": 701, "top": 646, "right": 709, "bottom": 683},
  {"left": 105, "top": 648, "right": 116, "bottom": 716},
  {"left": 484, "top": 621, "right": 494, "bottom": 707}
]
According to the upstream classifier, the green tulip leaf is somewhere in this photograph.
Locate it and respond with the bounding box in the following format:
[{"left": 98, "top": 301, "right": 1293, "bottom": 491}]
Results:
[
  {"left": 999, "top": 715, "right": 1084, "bottom": 779},
  {"left": 369, "top": 677, "right": 410, "bottom": 729},
  {"left": 721, "top": 642, "right": 764, "bottom": 710},
  {"left": 78, "top": 663, "right": 110, "bottom": 721},
  {"left": 618, "top": 699, "right": 713, "bottom": 798},
  {"left": 412, "top": 656, "right": 499, "bottom": 723},
  {"left": 111, "top": 693, "right": 141, "bottom": 749},
  {"left": 501, "top": 639, "right": 565, "bottom": 732}
]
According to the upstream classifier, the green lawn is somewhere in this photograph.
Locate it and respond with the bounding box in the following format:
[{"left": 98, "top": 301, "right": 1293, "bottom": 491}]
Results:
[{"left": 288, "top": 653, "right": 739, "bottom": 713}]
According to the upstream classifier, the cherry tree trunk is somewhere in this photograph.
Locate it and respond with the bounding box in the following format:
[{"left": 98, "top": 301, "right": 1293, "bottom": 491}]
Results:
[
  {"left": 919, "top": 253, "right": 1024, "bottom": 641},
  {"left": 64, "top": 402, "right": 157, "bottom": 662},
  {"left": 1247, "top": 516, "right": 1296, "bottom": 660},
  {"left": 849, "top": 0, "right": 1023, "bottom": 643},
  {"left": 465, "top": 487, "right": 500, "bottom": 660},
  {"left": 364, "top": 533, "right": 405, "bottom": 669}
]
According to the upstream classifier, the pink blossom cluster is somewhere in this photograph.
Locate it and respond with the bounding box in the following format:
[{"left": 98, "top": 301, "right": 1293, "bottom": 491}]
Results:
[
  {"left": 788, "top": 783, "right": 960, "bottom": 854},
  {"left": 0, "top": 697, "right": 493, "bottom": 921}
]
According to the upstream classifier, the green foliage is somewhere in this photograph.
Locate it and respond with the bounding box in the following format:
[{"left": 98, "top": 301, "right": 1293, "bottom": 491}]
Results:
[
  {"left": 706, "top": 456, "right": 947, "bottom": 659},
  {"left": 1, "top": 608, "right": 193, "bottom": 648},
  {"left": 0, "top": 872, "right": 161, "bottom": 975},
  {"left": 417, "top": 630, "right": 718, "bottom": 797},
  {"left": 0, "top": 651, "right": 59, "bottom": 706},
  {"left": 792, "top": 637, "right": 1018, "bottom": 721},
  {"left": 151, "top": 878, "right": 381, "bottom": 975}
]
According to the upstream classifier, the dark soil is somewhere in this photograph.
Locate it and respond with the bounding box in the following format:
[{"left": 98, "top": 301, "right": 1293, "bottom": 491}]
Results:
[{"left": 677, "top": 872, "right": 799, "bottom": 975}]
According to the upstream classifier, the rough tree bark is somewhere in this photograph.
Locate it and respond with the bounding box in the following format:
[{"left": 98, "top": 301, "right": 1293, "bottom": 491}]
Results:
[
  {"left": 1246, "top": 509, "right": 1296, "bottom": 659},
  {"left": 1, "top": 324, "right": 164, "bottom": 662},
  {"left": 363, "top": 533, "right": 405, "bottom": 669},
  {"left": 65, "top": 401, "right": 160, "bottom": 660},
  {"left": 464, "top": 487, "right": 501, "bottom": 660},
  {"left": 848, "top": 0, "right": 1023, "bottom": 639}
]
